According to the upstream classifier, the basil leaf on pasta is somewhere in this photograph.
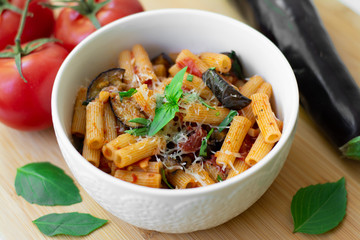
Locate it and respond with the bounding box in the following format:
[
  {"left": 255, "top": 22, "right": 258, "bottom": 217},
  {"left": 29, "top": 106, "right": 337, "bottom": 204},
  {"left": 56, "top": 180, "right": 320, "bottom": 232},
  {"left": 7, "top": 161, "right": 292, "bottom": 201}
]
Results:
[
  {"left": 119, "top": 88, "right": 137, "bottom": 101},
  {"left": 199, "top": 128, "right": 214, "bottom": 157},
  {"left": 165, "top": 66, "right": 187, "bottom": 104},
  {"left": 129, "top": 118, "right": 151, "bottom": 126},
  {"left": 148, "top": 103, "right": 179, "bottom": 136},
  {"left": 125, "top": 127, "right": 149, "bottom": 136},
  {"left": 218, "top": 110, "right": 238, "bottom": 132}
]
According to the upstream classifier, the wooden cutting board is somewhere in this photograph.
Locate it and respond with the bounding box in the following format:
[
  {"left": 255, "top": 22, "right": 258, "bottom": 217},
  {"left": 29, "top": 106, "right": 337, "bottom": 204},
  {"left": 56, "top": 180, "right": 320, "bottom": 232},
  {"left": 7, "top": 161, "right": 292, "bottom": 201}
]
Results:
[{"left": 1, "top": 0, "right": 359, "bottom": 239}]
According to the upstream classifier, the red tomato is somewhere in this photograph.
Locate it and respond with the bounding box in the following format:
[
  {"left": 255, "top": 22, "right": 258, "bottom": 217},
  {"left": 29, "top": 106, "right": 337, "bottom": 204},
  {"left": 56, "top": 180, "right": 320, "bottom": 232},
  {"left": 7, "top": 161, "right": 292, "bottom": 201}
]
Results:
[
  {"left": 0, "top": 43, "right": 69, "bottom": 130},
  {"left": 54, "top": 0, "right": 144, "bottom": 51},
  {"left": 0, "top": 0, "right": 55, "bottom": 50}
]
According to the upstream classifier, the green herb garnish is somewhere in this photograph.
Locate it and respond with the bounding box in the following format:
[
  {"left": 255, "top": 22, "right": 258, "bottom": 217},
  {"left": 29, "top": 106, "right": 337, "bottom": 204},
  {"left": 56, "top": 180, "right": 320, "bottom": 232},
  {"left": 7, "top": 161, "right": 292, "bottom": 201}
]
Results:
[
  {"left": 33, "top": 212, "right": 107, "bottom": 236},
  {"left": 15, "top": 162, "right": 82, "bottom": 206},
  {"left": 198, "top": 97, "right": 216, "bottom": 110},
  {"left": 218, "top": 110, "right": 238, "bottom": 132},
  {"left": 125, "top": 127, "right": 149, "bottom": 136},
  {"left": 161, "top": 168, "right": 174, "bottom": 189},
  {"left": 291, "top": 177, "right": 347, "bottom": 234},
  {"left": 182, "top": 92, "right": 215, "bottom": 110},
  {"left": 186, "top": 74, "right": 193, "bottom": 82},
  {"left": 129, "top": 117, "right": 151, "bottom": 126},
  {"left": 199, "top": 128, "right": 214, "bottom": 157},
  {"left": 148, "top": 67, "right": 187, "bottom": 136},
  {"left": 217, "top": 175, "right": 223, "bottom": 182},
  {"left": 209, "top": 67, "right": 216, "bottom": 70},
  {"left": 215, "top": 111, "right": 220, "bottom": 117},
  {"left": 119, "top": 88, "right": 137, "bottom": 101}
]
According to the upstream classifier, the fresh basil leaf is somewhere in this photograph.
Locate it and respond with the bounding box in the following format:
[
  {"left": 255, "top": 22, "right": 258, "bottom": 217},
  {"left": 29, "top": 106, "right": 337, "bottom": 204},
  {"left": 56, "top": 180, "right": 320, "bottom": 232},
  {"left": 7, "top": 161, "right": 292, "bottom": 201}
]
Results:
[
  {"left": 129, "top": 118, "right": 151, "bottom": 126},
  {"left": 15, "top": 162, "right": 81, "bottom": 206},
  {"left": 125, "top": 127, "right": 148, "bottom": 136},
  {"left": 218, "top": 110, "right": 238, "bottom": 132},
  {"left": 33, "top": 212, "right": 107, "bottom": 236},
  {"left": 199, "top": 128, "right": 214, "bottom": 157},
  {"left": 291, "top": 177, "right": 347, "bottom": 234},
  {"left": 119, "top": 88, "right": 137, "bottom": 101},
  {"left": 161, "top": 168, "right": 174, "bottom": 189},
  {"left": 217, "top": 175, "right": 223, "bottom": 182},
  {"left": 155, "top": 94, "right": 165, "bottom": 109},
  {"left": 148, "top": 103, "right": 179, "bottom": 136},
  {"left": 198, "top": 97, "right": 216, "bottom": 110},
  {"left": 165, "top": 66, "right": 187, "bottom": 104},
  {"left": 186, "top": 74, "right": 193, "bottom": 82}
]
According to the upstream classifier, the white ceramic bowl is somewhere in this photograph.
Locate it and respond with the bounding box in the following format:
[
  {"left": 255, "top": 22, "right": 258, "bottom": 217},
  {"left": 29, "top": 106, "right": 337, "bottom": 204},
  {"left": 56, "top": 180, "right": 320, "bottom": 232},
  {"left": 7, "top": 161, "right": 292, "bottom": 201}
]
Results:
[{"left": 52, "top": 9, "right": 299, "bottom": 233}]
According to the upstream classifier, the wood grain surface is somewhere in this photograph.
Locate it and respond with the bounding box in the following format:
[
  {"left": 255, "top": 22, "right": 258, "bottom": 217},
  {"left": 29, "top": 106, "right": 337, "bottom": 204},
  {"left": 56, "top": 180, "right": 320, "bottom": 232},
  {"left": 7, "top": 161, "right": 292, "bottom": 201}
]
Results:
[{"left": 1, "top": 0, "right": 359, "bottom": 239}]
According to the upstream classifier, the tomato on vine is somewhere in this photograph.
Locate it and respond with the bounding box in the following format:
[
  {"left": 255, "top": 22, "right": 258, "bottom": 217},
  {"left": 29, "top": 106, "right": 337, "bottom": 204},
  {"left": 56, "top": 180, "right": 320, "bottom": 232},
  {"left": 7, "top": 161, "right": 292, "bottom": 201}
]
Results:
[
  {"left": 0, "top": 0, "right": 55, "bottom": 50},
  {"left": 45, "top": 0, "right": 144, "bottom": 51},
  {"left": 0, "top": 0, "right": 68, "bottom": 131}
]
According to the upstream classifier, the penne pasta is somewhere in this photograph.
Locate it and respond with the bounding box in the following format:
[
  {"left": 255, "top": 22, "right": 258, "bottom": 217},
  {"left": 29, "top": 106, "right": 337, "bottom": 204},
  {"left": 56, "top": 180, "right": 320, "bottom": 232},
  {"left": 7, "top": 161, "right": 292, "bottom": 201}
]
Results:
[
  {"left": 118, "top": 50, "right": 136, "bottom": 89},
  {"left": 133, "top": 84, "right": 156, "bottom": 119},
  {"left": 102, "top": 133, "right": 137, "bottom": 160},
  {"left": 132, "top": 44, "right": 158, "bottom": 83},
  {"left": 240, "top": 75, "right": 265, "bottom": 98},
  {"left": 71, "top": 87, "right": 87, "bottom": 136},
  {"left": 183, "top": 103, "right": 230, "bottom": 125},
  {"left": 251, "top": 93, "right": 281, "bottom": 143},
  {"left": 103, "top": 102, "right": 117, "bottom": 144},
  {"left": 114, "top": 137, "right": 165, "bottom": 168},
  {"left": 85, "top": 100, "right": 104, "bottom": 150},
  {"left": 114, "top": 170, "right": 162, "bottom": 188},
  {"left": 82, "top": 136, "right": 101, "bottom": 167},
  {"left": 216, "top": 116, "right": 252, "bottom": 168},
  {"left": 227, "top": 160, "right": 249, "bottom": 179},
  {"left": 199, "top": 52, "right": 232, "bottom": 73},
  {"left": 175, "top": 49, "right": 210, "bottom": 77},
  {"left": 188, "top": 163, "right": 215, "bottom": 186},
  {"left": 167, "top": 170, "right": 196, "bottom": 189}
]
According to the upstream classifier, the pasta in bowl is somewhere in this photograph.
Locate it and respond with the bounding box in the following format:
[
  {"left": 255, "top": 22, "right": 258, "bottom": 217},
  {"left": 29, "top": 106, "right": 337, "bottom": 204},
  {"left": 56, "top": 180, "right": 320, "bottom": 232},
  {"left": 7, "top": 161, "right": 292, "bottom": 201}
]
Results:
[
  {"left": 71, "top": 44, "right": 283, "bottom": 189},
  {"left": 52, "top": 9, "right": 298, "bottom": 233}
]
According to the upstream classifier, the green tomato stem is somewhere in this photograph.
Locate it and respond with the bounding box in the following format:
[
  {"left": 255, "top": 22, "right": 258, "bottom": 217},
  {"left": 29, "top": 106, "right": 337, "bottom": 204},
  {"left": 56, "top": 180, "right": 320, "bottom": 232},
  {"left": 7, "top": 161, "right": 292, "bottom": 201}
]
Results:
[
  {"left": 0, "top": 0, "right": 23, "bottom": 15},
  {"left": 14, "top": 0, "right": 30, "bottom": 54}
]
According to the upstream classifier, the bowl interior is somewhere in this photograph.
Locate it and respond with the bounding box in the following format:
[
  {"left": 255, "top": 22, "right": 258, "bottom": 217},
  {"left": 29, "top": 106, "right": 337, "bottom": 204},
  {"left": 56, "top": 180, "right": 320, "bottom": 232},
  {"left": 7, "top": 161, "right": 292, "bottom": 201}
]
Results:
[{"left": 52, "top": 9, "right": 298, "bottom": 193}]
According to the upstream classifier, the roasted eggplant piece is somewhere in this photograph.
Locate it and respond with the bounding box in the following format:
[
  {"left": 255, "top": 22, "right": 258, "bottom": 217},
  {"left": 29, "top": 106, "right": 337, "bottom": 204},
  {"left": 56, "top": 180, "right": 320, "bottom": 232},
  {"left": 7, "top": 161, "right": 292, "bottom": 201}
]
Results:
[
  {"left": 239, "top": 0, "right": 360, "bottom": 159},
  {"left": 202, "top": 69, "right": 251, "bottom": 110},
  {"left": 86, "top": 68, "right": 125, "bottom": 102},
  {"left": 151, "top": 53, "right": 174, "bottom": 69},
  {"left": 109, "top": 93, "right": 145, "bottom": 128},
  {"left": 222, "top": 50, "right": 245, "bottom": 80}
]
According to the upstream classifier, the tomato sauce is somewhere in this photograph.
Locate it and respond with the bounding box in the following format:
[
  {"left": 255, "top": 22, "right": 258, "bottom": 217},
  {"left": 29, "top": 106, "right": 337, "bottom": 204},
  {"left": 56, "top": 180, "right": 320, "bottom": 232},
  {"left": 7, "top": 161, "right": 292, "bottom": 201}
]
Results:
[{"left": 177, "top": 58, "right": 202, "bottom": 78}]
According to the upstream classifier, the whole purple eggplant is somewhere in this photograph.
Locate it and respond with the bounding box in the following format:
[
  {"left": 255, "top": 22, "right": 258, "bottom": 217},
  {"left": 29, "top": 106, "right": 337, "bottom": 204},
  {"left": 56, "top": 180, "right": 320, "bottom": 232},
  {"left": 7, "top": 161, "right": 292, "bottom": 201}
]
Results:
[{"left": 237, "top": 0, "right": 360, "bottom": 160}]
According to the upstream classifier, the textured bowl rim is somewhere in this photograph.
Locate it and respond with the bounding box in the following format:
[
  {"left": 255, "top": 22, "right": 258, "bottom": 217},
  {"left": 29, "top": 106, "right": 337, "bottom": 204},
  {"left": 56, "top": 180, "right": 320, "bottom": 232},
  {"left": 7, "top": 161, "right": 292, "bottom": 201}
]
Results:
[{"left": 52, "top": 8, "right": 299, "bottom": 197}]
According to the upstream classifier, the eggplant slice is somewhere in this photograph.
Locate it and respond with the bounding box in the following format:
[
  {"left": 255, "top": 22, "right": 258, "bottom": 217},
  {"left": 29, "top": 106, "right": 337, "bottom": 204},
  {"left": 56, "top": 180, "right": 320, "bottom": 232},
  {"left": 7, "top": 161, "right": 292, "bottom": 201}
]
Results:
[
  {"left": 151, "top": 53, "right": 175, "bottom": 69},
  {"left": 109, "top": 94, "right": 145, "bottom": 128},
  {"left": 86, "top": 68, "right": 125, "bottom": 102},
  {"left": 202, "top": 69, "right": 251, "bottom": 110}
]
